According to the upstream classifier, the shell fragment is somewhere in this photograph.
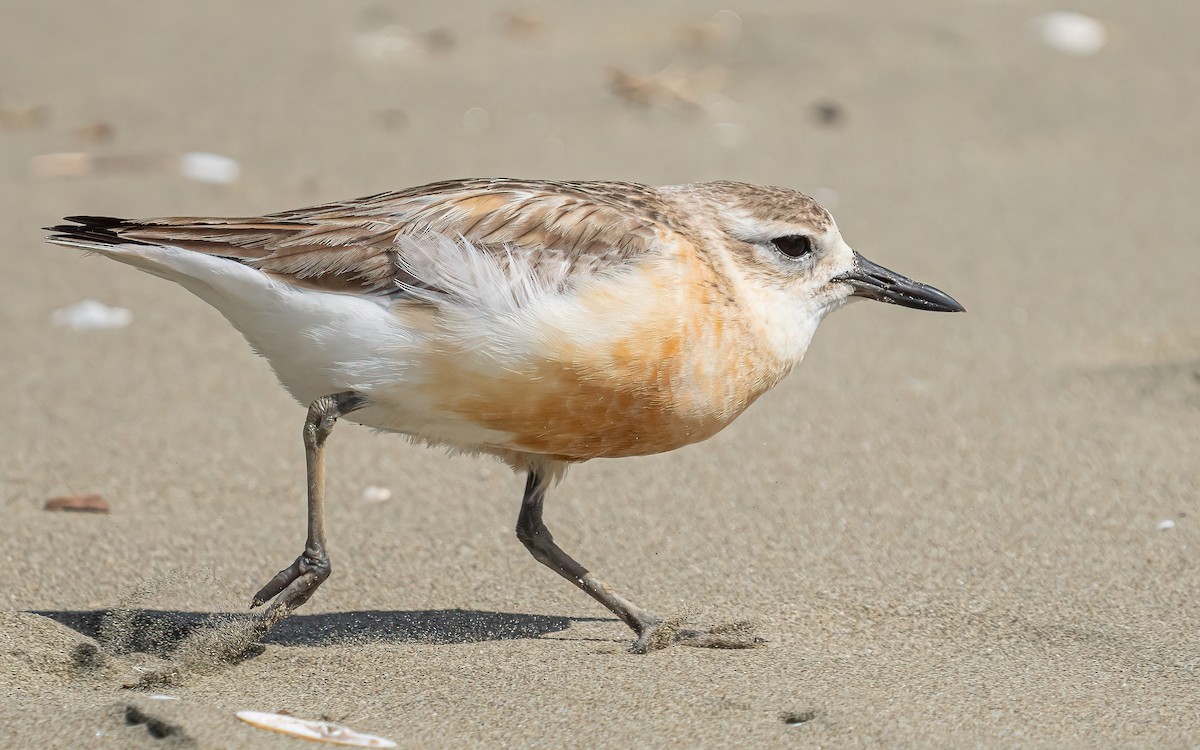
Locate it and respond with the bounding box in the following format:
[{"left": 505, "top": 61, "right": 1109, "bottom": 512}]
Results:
[{"left": 236, "top": 711, "right": 397, "bottom": 748}]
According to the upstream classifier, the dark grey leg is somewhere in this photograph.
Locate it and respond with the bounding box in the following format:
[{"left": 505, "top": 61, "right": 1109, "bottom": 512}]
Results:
[
  {"left": 516, "top": 471, "right": 662, "bottom": 640},
  {"left": 516, "top": 470, "right": 764, "bottom": 653},
  {"left": 250, "top": 391, "right": 366, "bottom": 633}
]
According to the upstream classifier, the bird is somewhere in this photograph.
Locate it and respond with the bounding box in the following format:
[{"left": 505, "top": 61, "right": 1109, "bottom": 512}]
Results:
[{"left": 46, "top": 178, "right": 963, "bottom": 653}]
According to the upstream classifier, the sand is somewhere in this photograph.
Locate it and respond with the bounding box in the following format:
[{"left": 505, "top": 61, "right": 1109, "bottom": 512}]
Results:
[{"left": 2, "top": 0, "right": 1198, "bottom": 747}]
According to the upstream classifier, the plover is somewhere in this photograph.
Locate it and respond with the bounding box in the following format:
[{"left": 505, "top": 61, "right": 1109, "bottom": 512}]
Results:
[{"left": 47, "top": 178, "right": 963, "bottom": 652}]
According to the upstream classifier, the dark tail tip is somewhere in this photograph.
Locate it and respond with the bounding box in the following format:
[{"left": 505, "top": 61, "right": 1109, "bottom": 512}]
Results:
[{"left": 45, "top": 215, "right": 144, "bottom": 246}]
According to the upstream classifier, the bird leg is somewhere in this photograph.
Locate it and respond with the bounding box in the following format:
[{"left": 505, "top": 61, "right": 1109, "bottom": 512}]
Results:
[
  {"left": 515, "top": 470, "right": 764, "bottom": 653},
  {"left": 249, "top": 391, "right": 366, "bottom": 635}
]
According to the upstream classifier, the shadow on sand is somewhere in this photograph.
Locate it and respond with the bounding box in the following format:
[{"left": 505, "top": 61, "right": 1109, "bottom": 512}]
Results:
[{"left": 33, "top": 608, "right": 605, "bottom": 656}]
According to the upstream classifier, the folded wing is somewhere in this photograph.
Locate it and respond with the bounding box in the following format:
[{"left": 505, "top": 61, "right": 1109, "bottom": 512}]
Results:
[{"left": 47, "top": 178, "right": 678, "bottom": 309}]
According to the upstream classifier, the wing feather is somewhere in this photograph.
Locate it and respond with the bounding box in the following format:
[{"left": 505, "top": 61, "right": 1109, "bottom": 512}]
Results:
[{"left": 54, "top": 178, "right": 682, "bottom": 301}]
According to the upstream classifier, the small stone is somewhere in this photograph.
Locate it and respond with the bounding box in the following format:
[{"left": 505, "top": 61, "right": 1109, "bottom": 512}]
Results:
[
  {"left": 45, "top": 494, "right": 110, "bottom": 513},
  {"left": 811, "top": 100, "right": 845, "bottom": 127}
]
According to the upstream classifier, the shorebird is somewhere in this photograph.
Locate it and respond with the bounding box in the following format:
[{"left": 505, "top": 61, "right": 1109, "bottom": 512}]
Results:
[{"left": 47, "top": 178, "right": 963, "bottom": 652}]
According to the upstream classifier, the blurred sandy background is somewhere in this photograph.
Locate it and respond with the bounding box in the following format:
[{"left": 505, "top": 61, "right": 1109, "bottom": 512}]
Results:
[{"left": 2, "top": 1, "right": 1198, "bottom": 747}]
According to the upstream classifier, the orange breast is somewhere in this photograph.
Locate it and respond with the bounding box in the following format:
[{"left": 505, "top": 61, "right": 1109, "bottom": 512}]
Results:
[{"left": 429, "top": 241, "right": 792, "bottom": 461}]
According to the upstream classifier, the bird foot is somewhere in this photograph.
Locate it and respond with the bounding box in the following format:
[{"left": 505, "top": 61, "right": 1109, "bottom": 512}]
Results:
[
  {"left": 248, "top": 548, "right": 330, "bottom": 634},
  {"left": 629, "top": 617, "right": 765, "bottom": 654}
]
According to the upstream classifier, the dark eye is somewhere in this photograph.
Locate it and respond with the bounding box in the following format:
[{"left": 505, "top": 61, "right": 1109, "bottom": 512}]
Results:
[{"left": 771, "top": 234, "right": 813, "bottom": 259}]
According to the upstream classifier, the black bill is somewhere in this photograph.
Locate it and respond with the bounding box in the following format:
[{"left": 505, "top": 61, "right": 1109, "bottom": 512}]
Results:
[{"left": 836, "top": 252, "right": 965, "bottom": 313}]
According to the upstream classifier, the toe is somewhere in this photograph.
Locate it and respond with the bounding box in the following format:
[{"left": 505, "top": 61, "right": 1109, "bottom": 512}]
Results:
[{"left": 674, "top": 627, "right": 766, "bottom": 649}]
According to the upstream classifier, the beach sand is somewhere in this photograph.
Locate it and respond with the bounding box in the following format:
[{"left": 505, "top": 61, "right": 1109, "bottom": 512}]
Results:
[{"left": 2, "top": 1, "right": 1197, "bottom": 746}]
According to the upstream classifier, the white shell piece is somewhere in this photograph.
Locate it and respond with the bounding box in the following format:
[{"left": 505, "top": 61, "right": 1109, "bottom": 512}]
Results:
[
  {"left": 179, "top": 152, "right": 241, "bottom": 184},
  {"left": 236, "top": 711, "right": 397, "bottom": 748},
  {"left": 361, "top": 485, "right": 393, "bottom": 503},
  {"left": 51, "top": 299, "right": 132, "bottom": 330},
  {"left": 1032, "top": 12, "right": 1107, "bottom": 55}
]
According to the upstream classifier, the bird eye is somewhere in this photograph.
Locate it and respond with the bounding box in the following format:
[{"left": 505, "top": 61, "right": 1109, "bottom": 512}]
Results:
[{"left": 771, "top": 234, "right": 813, "bottom": 259}]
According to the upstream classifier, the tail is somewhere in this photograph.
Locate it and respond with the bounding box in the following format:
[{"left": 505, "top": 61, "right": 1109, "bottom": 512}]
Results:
[
  {"left": 45, "top": 212, "right": 298, "bottom": 301},
  {"left": 45, "top": 215, "right": 219, "bottom": 283},
  {"left": 45, "top": 215, "right": 154, "bottom": 252}
]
